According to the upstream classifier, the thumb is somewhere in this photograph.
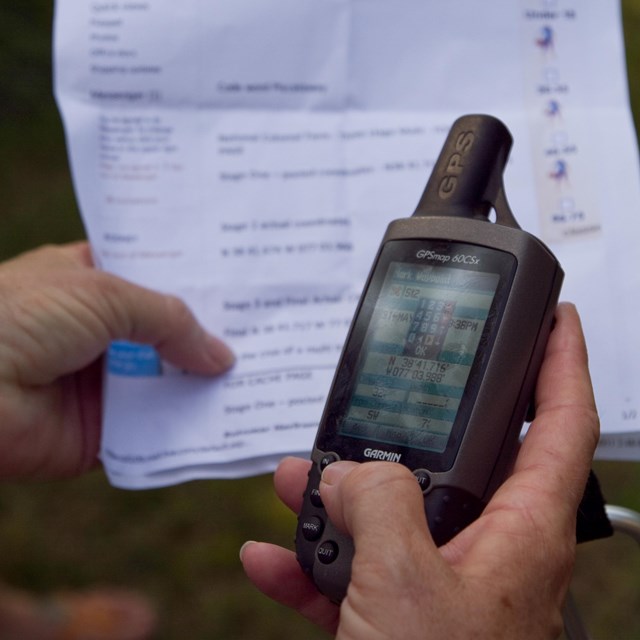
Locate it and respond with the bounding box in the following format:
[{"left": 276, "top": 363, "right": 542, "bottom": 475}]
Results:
[
  {"left": 320, "top": 462, "right": 452, "bottom": 623},
  {"left": 320, "top": 461, "right": 436, "bottom": 567},
  {"left": 68, "top": 242, "right": 235, "bottom": 376},
  {"left": 97, "top": 276, "right": 236, "bottom": 376},
  {"left": 0, "top": 243, "right": 235, "bottom": 386},
  {"left": 68, "top": 241, "right": 236, "bottom": 375}
]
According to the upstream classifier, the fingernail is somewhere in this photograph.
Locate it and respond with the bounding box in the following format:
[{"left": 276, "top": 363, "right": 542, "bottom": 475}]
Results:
[
  {"left": 321, "top": 460, "right": 358, "bottom": 486},
  {"left": 239, "top": 540, "right": 257, "bottom": 562}
]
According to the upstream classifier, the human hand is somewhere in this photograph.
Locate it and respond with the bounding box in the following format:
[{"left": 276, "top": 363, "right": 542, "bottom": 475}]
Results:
[
  {"left": 0, "top": 242, "right": 234, "bottom": 480},
  {"left": 241, "top": 302, "right": 599, "bottom": 639}
]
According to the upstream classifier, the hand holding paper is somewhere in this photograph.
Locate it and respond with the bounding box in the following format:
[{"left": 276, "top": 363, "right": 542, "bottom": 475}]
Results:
[{"left": 0, "top": 242, "right": 234, "bottom": 479}]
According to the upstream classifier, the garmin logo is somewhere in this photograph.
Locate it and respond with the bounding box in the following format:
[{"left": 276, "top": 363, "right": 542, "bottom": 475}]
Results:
[{"left": 363, "top": 448, "right": 402, "bottom": 463}]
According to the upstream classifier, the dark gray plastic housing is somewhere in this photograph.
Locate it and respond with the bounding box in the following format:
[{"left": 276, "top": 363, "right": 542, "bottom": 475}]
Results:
[{"left": 295, "top": 114, "right": 563, "bottom": 603}]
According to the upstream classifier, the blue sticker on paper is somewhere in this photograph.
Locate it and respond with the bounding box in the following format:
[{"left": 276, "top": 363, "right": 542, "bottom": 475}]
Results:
[{"left": 107, "top": 341, "right": 163, "bottom": 377}]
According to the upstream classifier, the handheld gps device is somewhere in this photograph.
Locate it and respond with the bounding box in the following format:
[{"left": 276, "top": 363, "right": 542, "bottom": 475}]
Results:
[{"left": 294, "top": 114, "right": 564, "bottom": 604}]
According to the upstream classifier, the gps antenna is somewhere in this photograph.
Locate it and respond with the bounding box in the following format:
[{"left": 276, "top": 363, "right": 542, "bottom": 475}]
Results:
[{"left": 413, "top": 114, "right": 520, "bottom": 228}]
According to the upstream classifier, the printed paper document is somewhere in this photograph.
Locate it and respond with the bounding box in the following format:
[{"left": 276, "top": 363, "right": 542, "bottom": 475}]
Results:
[{"left": 54, "top": 0, "right": 640, "bottom": 488}]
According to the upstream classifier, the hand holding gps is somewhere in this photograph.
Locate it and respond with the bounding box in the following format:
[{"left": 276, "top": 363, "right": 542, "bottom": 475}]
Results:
[{"left": 295, "top": 114, "right": 564, "bottom": 603}]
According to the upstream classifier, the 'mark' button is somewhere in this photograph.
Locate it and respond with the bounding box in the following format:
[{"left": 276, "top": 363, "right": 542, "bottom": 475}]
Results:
[{"left": 301, "top": 516, "right": 324, "bottom": 541}]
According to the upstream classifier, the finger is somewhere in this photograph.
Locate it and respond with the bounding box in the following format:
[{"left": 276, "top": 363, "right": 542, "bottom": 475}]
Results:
[
  {"left": 439, "top": 305, "right": 595, "bottom": 623},
  {"left": 321, "top": 461, "right": 427, "bottom": 536},
  {"left": 92, "top": 276, "right": 235, "bottom": 376},
  {"left": 512, "top": 302, "right": 599, "bottom": 510},
  {"left": 0, "top": 244, "right": 236, "bottom": 380},
  {"left": 240, "top": 541, "right": 339, "bottom": 634},
  {"left": 153, "top": 305, "right": 235, "bottom": 377},
  {"left": 273, "top": 456, "right": 312, "bottom": 514},
  {"left": 61, "top": 241, "right": 95, "bottom": 268},
  {"left": 460, "top": 302, "right": 599, "bottom": 569},
  {"left": 60, "top": 244, "right": 236, "bottom": 377},
  {"left": 532, "top": 302, "right": 597, "bottom": 429},
  {"left": 320, "top": 461, "right": 436, "bottom": 564},
  {"left": 66, "top": 241, "right": 237, "bottom": 376},
  {"left": 320, "top": 462, "right": 454, "bottom": 624}
]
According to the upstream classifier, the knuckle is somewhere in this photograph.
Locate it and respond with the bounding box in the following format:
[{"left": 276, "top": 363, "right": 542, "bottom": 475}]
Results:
[{"left": 343, "top": 462, "right": 416, "bottom": 501}]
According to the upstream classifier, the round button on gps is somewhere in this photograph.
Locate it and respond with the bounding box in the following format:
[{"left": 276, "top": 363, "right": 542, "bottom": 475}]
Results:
[
  {"left": 317, "top": 540, "right": 339, "bottom": 564},
  {"left": 413, "top": 469, "right": 431, "bottom": 492},
  {"left": 320, "top": 453, "right": 339, "bottom": 470},
  {"left": 301, "top": 516, "right": 324, "bottom": 541},
  {"left": 309, "top": 486, "right": 324, "bottom": 508}
]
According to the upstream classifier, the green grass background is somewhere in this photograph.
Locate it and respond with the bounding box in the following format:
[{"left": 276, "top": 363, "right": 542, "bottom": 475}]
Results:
[{"left": 1, "top": 3, "right": 639, "bottom": 638}]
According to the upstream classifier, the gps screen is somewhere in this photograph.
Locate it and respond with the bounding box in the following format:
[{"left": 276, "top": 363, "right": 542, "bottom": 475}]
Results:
[{"left": 339, "top": 260, "right": 500, "bottom": 453}]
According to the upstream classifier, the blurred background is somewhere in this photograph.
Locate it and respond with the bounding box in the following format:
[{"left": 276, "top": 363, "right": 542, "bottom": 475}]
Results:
[{"left": 1, "top": 2, "right": 640, "bottom": 638}]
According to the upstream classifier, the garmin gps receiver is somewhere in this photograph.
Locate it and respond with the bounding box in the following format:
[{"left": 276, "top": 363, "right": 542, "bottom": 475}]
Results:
[{"left": 294, "top": 114, "right": 564, "bottom": 603}]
